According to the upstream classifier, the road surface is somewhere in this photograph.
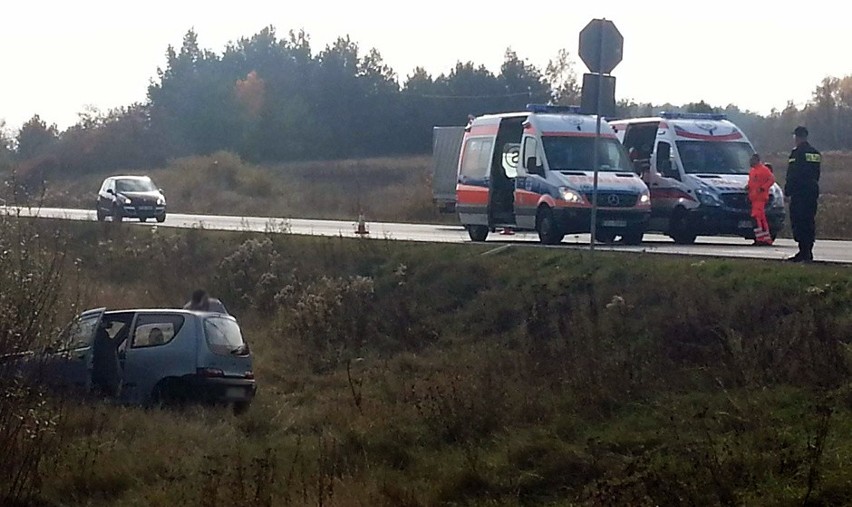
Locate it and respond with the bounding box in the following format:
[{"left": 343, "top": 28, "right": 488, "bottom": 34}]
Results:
[{"left": 4, "top": 206, "right": 852, "bottom": 264}]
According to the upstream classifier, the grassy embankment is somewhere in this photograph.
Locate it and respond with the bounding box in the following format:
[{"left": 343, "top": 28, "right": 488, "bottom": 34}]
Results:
[
  {"left": 33, "top": 150, "right": 852, "bottom": 238},
  {"left": 10, "top": 219, "right": 852, "bottom": 506}
]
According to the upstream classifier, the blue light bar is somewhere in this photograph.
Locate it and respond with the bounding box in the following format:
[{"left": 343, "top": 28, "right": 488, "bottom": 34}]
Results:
[
  {"left": 660, "top": 112, "right": 727, "bottom": 121},
  {"left": 526, "top": 104, "right": 582, "bottom": 114}
]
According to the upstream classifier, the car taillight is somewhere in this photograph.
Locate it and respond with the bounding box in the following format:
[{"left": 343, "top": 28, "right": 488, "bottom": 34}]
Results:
[
  {"left": 196, "top": 367, "right": 224, "bottom": 378},
  {"left": 244, "top": 371, "right": 254, "bottom": 380}
]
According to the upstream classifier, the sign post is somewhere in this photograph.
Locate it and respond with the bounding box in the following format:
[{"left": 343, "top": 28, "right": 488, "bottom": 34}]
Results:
[{"left": 579, "top": 19, "right": 623, "bottom": 251}]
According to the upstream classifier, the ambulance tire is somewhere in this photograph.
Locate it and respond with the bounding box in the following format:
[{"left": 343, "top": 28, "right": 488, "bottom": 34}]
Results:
[
  {"left": 669, "top": 208, "right": 697, "bottom": 245},
  {"left": 467, "top": 225, "right": 489, "bottom": 242},
  {"left": 596, "top": 231, "right": 617, "bottom": 243},
  {"left": 536, "top": 207, "right": 564, "bottom": 245},
  {"left": 621, "top": 228, "right": 645, "bottom": 246},
  {"left": 770, "top": 229, "right": 778, "bottom": 242}
]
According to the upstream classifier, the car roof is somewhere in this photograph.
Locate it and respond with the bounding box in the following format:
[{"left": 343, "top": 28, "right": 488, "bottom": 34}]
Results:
[
  {"left": 107, "top": 175, "right": 152, "bottom": 181},
  {"left": 98, "top": 308, "right": 236, "bottom": 320}
]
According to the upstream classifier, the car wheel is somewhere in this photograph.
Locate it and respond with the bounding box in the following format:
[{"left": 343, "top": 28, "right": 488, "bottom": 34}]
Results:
[
  {"left": 621, "top": 227, "right": 645, "bottom": 246},
  {"left": 96, "top": 207, "right": 105, "bottom": 222},
  {"left": 112, "top": 205, "right": 123, "bottom": 223},
  {"left": 536, "top": 207, "right": 564, "bottom": 245},
  {"left": 139, "top": 217, "right": 147, "bottom": 223},
  {"left": 467, "top": 225, "right": 489, "bottom": 242},
  {"left": 156, "top": 214, "right": 166, "bottom": 223}
]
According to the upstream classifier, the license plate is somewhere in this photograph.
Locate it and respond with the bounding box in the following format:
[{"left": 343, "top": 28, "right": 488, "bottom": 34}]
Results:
[
  {"left": 738, "top": 220, "right": 753, "bottom": 228},
  {"left": 139, "top": 206, "right": 153, "bottom": 211},
  {"left": 601, "top": 220, "right": 627, "bottom": 228},
  {"left": 225, "top": 387, "right": 245, "bottom": 399}
]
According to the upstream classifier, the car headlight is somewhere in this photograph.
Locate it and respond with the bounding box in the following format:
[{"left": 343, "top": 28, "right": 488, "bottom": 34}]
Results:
[
  {"left": 639, "top": 190, "right": 651, "bottom": 205},
  {"left": 122, "top": 196, "right": 132, "bottom": 205},
  {"left": 695, "top": 188, "right": 722, "bottom": 207},
  {"left": 157, "top": 197, "right": 165, "bottom": 205},
  {"left": 559, "top": 187, "right": 585, "bottom": 204}
]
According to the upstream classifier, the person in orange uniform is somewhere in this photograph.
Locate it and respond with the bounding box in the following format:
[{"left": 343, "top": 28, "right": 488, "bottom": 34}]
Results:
[{"left": 746, "top": 153, "right": 775, "bottom": 245}]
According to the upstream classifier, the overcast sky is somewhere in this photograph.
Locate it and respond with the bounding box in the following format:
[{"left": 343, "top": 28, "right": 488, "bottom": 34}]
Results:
[{"left": 1, "top": 0, "right": 848, "bottom": 131}]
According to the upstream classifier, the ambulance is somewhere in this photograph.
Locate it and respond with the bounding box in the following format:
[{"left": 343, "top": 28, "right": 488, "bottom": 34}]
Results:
[
  {"left": 610, "top": 113, "right": 785, "bottom": 244},
  {"left": 446, "top": 104, "right": 651, "bottom": 244}
]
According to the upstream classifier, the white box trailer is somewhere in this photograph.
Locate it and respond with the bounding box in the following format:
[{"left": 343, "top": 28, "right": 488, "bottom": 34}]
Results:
[{"left": 432, "top": 126, "right": 465, "bottom": 213}]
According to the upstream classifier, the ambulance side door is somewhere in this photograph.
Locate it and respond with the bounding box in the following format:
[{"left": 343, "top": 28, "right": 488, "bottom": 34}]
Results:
[
  {"left": 649, "top": 139, "right": 693, "bottom": 220},
  {"left": 456, "top": 136, "right": 494, "bottom": 226},
  {"left": 515, "top": 134, "right": 543, "bottom": 230}
]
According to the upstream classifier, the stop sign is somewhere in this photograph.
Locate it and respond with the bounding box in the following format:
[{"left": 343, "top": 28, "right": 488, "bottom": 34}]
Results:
[{"left": 579, "top": 19, "right": 623, "bottom": 75}]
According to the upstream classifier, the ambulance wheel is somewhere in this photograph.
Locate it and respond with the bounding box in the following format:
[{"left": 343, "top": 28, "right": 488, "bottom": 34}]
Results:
[
  {"left": 467, "top": 225, "right": 489, "bottom": 242},
  {"left": 621, "top": 228, "right": 645, "bottom": 245},
  {"left": 536, "top": 207, "right": 564, "bottom": 245},
  {"left": 669, "top": 208, "right": 696, "bottom": 245},
  {"left": 596, "top": 231, "right": 617, "bottom": 243},
  {"left": 671, "top": 232, "right": 697, "bottom": 245}
]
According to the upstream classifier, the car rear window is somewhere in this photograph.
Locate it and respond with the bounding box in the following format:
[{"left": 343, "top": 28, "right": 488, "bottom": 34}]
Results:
[{"left": 203, "top": 317, "right": 246, "bottom": 356}]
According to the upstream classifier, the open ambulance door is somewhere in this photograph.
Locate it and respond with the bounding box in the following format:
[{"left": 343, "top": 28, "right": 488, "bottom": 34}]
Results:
[
  {"left": 621, "top": 121, "right": 659, "bottom": 183},
  {"left": 488, "top": 117, "right": 525, "bottom": 227}
]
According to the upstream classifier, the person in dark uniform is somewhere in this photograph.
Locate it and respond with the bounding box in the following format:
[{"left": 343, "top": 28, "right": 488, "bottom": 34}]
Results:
[{"left": 785, "top": 126, "right": 821, "bottom": 262}]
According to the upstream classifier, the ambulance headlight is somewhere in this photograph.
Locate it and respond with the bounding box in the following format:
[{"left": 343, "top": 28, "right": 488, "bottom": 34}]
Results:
[
  {"left": 695, "top": 188, "right": 722, "bottom": 207},
  {"left": 639, "top": 189, "right": 651, "bottom": 206},
  {"left": 559, "top": 187, "right": 585, "bottom": 204}
]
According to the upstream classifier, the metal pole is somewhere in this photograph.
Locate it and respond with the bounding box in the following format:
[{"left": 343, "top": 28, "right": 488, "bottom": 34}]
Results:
[{"left": 590, "top": 22, "right": 605, "bottom": 251}]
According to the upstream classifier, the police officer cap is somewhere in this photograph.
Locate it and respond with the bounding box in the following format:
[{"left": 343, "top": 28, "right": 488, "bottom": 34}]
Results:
[{"left": 794, "top": 126, "right": 809, "bottom": 137}]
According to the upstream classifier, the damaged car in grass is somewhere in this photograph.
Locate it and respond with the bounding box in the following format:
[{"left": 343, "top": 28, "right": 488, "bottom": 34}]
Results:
[{"left": 8, "top": 308, "right": 257, "bottom": 414}]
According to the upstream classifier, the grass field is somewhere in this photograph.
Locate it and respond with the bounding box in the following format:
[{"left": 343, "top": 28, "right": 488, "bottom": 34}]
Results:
[
  {"left": 2, "top": 219, "right": 852, "bottom": 506},
  {"left": 36, "top": 152, "right": 448, "bottom": 224}
]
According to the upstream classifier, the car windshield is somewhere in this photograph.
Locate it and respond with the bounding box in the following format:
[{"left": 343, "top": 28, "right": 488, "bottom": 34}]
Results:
[
  {"left": 676, "top": 141, "right": 754, "bottom": 175},
  {"left": 542, "top": 136, "right": 632, "bottom": 172},
  {"left": 204, "top": 317, "right": 246, "bottom": 356},
  {"left": 116, "top": 178, "right": 157, "bottom": 193}
]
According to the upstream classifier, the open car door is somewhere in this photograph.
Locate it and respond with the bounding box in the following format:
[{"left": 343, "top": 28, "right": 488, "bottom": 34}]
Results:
[{"left": 42, "top": 308, "right": 106, "bottom": 393}]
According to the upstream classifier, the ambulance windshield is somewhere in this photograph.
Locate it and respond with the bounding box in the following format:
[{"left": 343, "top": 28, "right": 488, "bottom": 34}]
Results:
[
  {"left": 676, "top": 141, "right": 754, "bottom": 175},
  {"left": 541, "top": 136, "right": 631, "bottom": 173}
]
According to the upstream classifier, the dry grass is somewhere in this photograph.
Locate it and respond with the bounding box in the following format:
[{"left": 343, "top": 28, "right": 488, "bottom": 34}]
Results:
[
  {"left": 39, "top": 152, "right": 447, "bottom": 224},
  {"left": 4, "top": 220, "right": 851, "bottom": 506}
]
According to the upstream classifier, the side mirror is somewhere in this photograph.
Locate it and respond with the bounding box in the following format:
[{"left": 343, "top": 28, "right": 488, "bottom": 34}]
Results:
[
  {"left": 106, "top": 188, "right": 114, "bottom": 195},
  {"left": 526, "top": 157, "right": 544, "bottom": 176}
]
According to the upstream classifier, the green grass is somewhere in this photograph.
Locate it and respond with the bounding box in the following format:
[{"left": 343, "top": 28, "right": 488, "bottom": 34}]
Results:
[{"left": 5, "top": 219, "right": 852, "bottom": 506}]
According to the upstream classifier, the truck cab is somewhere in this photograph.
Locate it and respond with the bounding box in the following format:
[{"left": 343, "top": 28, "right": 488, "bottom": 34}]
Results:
[
  {"left": 610, "top": 112, "right": 785, "bottom": 244},
  {"left": 453, "top": 105, "right": 651, "bottom": 244}
]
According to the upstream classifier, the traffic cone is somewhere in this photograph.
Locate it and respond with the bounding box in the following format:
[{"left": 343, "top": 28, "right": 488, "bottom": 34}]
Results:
[{"left": 355, "top": 214, "right": 369, "bottom": 236}]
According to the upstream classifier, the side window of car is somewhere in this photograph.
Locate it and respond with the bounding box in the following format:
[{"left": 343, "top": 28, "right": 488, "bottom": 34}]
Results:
[
  {"left": 57, "top": 315, "right": 99, "bottom": 351},
  {"left": 131, "top": 315, "right": 185, "bottom": 348}
]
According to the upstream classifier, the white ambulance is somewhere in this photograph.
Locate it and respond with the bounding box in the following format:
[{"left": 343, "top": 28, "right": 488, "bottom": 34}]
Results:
[
  {"left": 610, "top": 112, "right": 785, "bottom": 244},
  {"left": 452, "top": 105, "right": 651, "bottom": 244}
]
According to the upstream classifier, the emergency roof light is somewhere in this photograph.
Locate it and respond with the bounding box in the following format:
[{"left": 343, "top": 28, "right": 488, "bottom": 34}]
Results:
[
  {"left": 526, "top": 104, "right": 582, "bottom": 114},
  {"left": 660, "top": 112, "right": 727, "bottom": 121}
]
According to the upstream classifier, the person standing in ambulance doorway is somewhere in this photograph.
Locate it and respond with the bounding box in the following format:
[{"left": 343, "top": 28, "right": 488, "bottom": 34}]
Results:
[
  {"left": 785, "top": 126, "right": 821, "bottom": 262},
  {"left": 746, "top": 153, "right": 775, "bottom": 246}
]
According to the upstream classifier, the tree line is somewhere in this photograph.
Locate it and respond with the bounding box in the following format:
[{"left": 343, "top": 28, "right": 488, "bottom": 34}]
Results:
[{"left": 2, "top": 27, "right": 851, "bottom": 178}]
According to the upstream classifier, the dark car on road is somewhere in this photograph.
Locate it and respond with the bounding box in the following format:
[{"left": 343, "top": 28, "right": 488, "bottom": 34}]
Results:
[{"left": 97, "top": 176, "right": 166, "bottom": 223}]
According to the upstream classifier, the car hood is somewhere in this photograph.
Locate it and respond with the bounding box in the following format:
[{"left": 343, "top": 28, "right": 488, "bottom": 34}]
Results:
[
  {"left": 118, "top": 191, "right": 163, "bottom": 201},
  {"left": 552, "top": 171, "right": 648, "bottom": 194}
]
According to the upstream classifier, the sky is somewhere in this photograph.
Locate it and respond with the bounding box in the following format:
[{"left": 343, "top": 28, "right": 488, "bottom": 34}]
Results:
[{"left": 1, "top": 0, "right": 849, "bottom": 132}]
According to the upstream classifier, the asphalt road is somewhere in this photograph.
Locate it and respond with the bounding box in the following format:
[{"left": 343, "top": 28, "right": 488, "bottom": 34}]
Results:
[{"left": 4, "top": 206, "right": 852, "bottom": 264}]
